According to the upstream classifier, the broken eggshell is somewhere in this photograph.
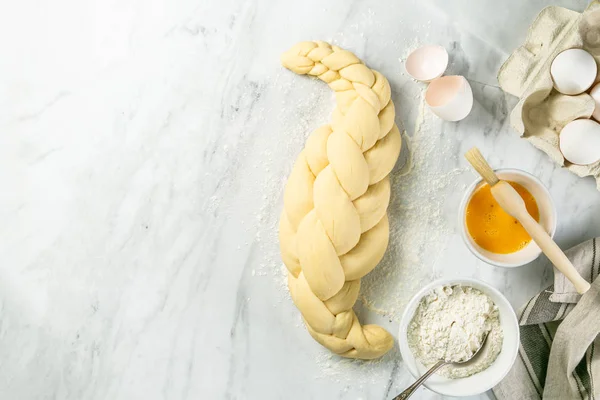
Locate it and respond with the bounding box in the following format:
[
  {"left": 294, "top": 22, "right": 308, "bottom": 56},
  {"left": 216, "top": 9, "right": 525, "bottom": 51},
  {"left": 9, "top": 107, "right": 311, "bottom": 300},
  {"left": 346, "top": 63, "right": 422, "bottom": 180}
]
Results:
[
  {"left": 405, "top": 45, "right": 449, "bottom": 82},
  {"left": 425, "top": 75, "right": 473, "bottom": 121}
]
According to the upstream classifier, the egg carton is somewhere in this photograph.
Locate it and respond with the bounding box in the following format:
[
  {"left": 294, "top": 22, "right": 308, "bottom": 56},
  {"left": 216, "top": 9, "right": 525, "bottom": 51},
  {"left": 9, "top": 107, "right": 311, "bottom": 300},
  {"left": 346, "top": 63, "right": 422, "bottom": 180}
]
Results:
[{"left": 498, "top": 2, "right": 600, "bottom": 190}]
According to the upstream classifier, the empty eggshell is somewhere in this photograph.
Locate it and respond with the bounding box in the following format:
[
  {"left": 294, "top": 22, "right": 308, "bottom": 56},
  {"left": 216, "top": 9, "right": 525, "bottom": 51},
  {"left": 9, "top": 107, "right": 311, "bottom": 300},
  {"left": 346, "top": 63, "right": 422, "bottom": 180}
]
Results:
[
  {"left": 425, "top": 75, "right": 473, "bottom": 121},
  {"left": 405, "top": 45, "right": 448, "bottom": 82},
  {"left": 550, "top": 49, "right": 597, "bottom": 95},
  {"left": 559, "top": 119, "right": 600, "bottom": 165},
  {"left": 590, "top": 83, "right": 600, "bottom": 121}
]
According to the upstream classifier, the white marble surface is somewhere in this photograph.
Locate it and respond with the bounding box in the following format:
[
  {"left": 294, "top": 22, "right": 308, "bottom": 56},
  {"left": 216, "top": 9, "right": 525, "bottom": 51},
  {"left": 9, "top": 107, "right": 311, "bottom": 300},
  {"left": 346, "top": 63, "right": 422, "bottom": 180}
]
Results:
[{"left": 2, "top": 0, "right": 600, "bottom": 399}]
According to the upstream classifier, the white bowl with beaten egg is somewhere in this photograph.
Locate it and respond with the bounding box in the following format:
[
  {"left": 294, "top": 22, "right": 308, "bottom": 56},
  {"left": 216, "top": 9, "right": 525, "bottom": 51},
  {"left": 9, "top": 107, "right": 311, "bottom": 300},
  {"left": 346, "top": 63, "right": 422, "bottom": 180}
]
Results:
[
  {"left": 459, "top": 169, "right": 557, "bottom": 268},
  {"left": 398, "top": 278, "right": 519, "bottom": 397}
]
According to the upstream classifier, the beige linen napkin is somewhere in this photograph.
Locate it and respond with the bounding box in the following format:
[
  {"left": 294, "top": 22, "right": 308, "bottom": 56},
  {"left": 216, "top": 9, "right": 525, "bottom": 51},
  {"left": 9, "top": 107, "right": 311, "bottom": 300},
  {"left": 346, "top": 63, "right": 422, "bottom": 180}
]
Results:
[{"left": 493, "top": 238, "right": 600, "bottom": 400}]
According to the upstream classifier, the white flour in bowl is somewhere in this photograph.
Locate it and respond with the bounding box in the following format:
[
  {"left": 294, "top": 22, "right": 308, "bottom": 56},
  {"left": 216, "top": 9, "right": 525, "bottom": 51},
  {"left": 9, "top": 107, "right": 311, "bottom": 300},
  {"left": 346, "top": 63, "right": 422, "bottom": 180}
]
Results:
[{"left": 407, "top": 285, "right": 503, "bottom": 379}]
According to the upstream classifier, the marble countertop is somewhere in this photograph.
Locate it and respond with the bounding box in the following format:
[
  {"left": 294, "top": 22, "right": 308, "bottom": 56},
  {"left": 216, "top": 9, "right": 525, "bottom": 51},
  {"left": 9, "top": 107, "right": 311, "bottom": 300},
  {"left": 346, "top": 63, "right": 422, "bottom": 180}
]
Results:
[{"left": 2, "top": 0, "right": 600, "bottom": 399}]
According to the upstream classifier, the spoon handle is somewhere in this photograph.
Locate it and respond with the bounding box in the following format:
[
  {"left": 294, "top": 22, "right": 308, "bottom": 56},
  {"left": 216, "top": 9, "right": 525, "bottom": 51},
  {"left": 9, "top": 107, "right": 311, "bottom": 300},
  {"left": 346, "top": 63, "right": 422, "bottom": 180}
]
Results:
[{"left": 393, "top": 360, "right": 447, "bottom": 400}]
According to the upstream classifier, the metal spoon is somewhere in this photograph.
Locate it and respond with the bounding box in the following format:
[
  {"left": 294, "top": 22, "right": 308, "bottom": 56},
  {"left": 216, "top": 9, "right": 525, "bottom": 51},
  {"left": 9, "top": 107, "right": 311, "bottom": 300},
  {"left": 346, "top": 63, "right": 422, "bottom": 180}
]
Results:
[{"left": 392, "top": 332, "right": 490, "bottom": 400}]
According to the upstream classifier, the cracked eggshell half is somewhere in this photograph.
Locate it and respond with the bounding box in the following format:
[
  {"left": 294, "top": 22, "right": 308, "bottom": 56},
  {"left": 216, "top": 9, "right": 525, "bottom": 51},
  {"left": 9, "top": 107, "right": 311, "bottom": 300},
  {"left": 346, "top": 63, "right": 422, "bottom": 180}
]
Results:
[
  {"left": 559, "top": 119, "right": 600, "bottom": 165},
  {"left": 550, "top": 49, "right": 597, "bottom": 95},
  {"left": 425, "top": 75, "right": 473, "bottom": 121},
  {"left": 405, "top": 45, "right": 449, "bottom": 82}
]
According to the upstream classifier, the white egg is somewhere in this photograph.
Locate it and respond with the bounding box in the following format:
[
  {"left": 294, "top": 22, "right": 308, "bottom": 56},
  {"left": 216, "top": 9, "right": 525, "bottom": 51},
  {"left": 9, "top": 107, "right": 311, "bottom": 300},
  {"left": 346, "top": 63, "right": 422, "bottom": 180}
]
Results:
[
  {"left": 550, "top": 49, "right": 597, "bottom": 95},
  {"left": 405, "top": 45, "right": 448, "bottom": 82},
  {"left": 559, "top": 119, "right": 600, "bottom": 165},
  {"left": 590, "top": 82, "right": 600, "bottom": 121},
  {"left": 425, "top": 75, "right": 473, "bottom": 121}
]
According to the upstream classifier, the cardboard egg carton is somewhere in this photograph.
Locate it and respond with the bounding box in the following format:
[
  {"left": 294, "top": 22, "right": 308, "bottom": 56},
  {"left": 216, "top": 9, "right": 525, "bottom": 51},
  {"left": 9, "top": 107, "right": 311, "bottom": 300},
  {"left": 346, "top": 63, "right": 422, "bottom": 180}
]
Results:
[{"left": 498, "top": 2, "right": 600, "bottom": 189}]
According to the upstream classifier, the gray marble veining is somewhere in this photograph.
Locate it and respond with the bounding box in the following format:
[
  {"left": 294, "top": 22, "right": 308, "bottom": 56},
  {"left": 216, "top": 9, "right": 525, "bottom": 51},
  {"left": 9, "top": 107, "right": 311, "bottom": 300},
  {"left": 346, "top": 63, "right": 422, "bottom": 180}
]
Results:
[{"left": 1, "top": 0, "right": 599, "bottom": 399}]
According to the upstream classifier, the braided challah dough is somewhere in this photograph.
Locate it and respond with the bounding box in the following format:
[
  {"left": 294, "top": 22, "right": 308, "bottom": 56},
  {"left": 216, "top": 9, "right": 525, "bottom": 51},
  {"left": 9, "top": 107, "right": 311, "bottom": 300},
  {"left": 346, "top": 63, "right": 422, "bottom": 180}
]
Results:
[{"left": 279, "top": 41, "right": 401, "bottom": 359}]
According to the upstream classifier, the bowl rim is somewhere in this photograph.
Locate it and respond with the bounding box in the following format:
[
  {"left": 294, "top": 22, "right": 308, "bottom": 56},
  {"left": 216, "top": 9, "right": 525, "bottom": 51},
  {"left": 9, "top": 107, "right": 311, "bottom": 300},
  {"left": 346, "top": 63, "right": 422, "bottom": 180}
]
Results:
[
  {"left": 458, "top": 168, "right": 557, "bottom": 268},
  {"left": 398, "top": 277, "right": 520, "bottom": 397}
]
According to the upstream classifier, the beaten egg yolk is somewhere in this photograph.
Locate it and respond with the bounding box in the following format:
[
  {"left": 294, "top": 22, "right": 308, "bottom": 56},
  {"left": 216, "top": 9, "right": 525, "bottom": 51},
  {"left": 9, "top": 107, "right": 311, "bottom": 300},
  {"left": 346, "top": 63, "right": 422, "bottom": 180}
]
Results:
[{"left": 466, "top": 181, "right": 540, "bottom": 254}]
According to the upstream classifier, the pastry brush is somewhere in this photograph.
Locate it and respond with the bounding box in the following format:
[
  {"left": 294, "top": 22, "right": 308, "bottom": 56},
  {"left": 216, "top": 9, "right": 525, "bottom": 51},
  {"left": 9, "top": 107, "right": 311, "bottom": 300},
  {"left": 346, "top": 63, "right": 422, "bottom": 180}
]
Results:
[{"left": 464, "top": 147, "right": 590, "bottom": 294}]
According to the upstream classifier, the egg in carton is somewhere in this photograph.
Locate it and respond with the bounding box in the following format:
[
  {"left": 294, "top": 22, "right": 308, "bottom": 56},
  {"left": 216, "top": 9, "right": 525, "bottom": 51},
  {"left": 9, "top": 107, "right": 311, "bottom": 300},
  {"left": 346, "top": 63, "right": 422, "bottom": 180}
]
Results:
[{"left": 498, "top": 2, "right": 600, "bottom": 189}]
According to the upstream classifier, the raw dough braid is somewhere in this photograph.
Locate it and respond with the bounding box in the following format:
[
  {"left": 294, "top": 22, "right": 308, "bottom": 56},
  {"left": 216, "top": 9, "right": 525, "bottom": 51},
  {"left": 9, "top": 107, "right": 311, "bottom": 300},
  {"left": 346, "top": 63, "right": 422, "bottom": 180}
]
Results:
[{"left": 279, "top": 41, "right": 401, "bottom": 359}]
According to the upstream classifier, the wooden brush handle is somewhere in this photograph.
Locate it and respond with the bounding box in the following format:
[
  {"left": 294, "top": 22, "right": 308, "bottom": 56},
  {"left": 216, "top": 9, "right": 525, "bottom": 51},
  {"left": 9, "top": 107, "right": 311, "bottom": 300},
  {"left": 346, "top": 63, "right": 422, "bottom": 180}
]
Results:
[
  {"left": 518, "top": 213, "right": 590, "bottom": 294},
  {"left": 492, "top": 182, "right": 590, "bottom": 295}
]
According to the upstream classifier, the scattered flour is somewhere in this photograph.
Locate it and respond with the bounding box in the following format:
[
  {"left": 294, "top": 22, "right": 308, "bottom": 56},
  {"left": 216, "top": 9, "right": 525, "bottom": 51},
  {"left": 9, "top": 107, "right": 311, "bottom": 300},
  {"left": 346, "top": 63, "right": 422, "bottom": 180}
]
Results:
[
  {"left": 255, "top": 12, "right": 468, "bottom": 380},
  {"left": 313, "top": 346, "right": 401, "bottom": 386},
  {"left": 358, "top": 96, "right": 467, "bottom": 320},
  {"left": 258, "top": 81, "right": 468, "bottom": 379},
  {"left": 249, "top": 70, "right": 335, "bottom": 307},
  {"left": 398, "top": 37, "right": 422, "bottom": 65}
]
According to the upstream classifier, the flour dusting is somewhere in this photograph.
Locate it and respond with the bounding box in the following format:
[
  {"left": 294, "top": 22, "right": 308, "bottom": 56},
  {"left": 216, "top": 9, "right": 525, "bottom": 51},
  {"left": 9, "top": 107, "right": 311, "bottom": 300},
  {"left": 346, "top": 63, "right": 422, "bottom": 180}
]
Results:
[
  {"left": 259, "top": 23, "right": 469, "bottom": 380},
  {"left": 249, "top": 70, "right": 334, "bottom": 304},
  {"left": 359, "top": 96, "right": 467, "bottom": 320},
  {"left": 313, "top": 346, "right": 400, "bottom": 385}
]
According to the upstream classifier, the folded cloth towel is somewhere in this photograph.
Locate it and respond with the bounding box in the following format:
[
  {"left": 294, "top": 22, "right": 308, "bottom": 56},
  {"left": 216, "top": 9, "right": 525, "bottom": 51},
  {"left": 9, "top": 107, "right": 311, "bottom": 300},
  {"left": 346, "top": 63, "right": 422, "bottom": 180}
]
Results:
[{"left": 493, "top": 238, "right": 600, "bottom": 400}]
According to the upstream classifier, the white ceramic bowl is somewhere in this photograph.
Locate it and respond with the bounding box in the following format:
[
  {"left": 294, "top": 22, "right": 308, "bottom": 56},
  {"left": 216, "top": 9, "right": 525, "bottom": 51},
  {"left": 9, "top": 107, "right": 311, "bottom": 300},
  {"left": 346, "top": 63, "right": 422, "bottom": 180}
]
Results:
[
  {"left": 458, "top": 169, "right": 557, "bottom": 268},
  {"left": 398, "top": 278, "right": 520, "bottom": 397}
]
